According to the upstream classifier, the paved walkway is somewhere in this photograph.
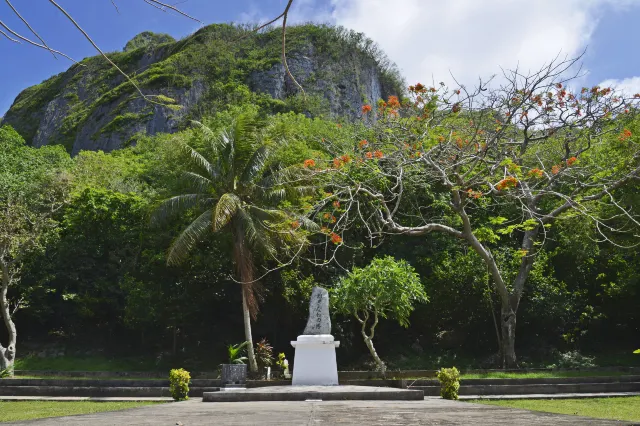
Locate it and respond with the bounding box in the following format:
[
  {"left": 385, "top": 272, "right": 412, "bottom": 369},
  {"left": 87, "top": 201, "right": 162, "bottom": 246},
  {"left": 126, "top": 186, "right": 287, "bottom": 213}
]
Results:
[{"left": 5, "top": 398, "right": 631, "bottom": 425}]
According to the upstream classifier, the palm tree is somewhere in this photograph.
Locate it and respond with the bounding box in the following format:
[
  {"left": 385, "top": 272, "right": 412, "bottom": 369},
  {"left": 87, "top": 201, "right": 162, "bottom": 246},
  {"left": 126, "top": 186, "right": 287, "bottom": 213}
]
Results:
[{"left": 153, "top": 113, "right": 311, "bottom": 372}]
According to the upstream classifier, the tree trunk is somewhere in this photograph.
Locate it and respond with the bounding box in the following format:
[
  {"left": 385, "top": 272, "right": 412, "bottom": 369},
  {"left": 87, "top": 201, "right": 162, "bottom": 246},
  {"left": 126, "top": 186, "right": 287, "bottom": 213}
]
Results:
[
  {"left": 359, "top": 311, "right": 385, "bottom": 374},
  {"left": 242, "top": 288, "right": 258, "bottom": 373},
  {"left": 500, "top": 305, "right": 517, "bottom": 368},
  {"left": 0, "top": 263, "right": 16, "bottom": 377},
  {"left": 363, "top": 336, "right": 386, "bottom": 374}
]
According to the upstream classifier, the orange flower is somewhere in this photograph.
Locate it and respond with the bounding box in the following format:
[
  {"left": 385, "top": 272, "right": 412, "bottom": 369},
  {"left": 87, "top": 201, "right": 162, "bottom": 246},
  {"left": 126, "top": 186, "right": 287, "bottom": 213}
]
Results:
[
  {"left": 634, "top": 93, "right": 640, "bottom": 98},
  {"left": 452, "top": 103, "right": 462, "bottom": 113},
  {"left": 359, "top": 139, "right": 369, "bottom": 148},
  {"left": 374, "top": 150, "right": 384, "bottom": 159},
  {"left": 365, "top": 151, "right": 373, "bottom": 159},
  {"left": 303, "top": 159, "right": 316, "bottom": 168},
  {"left": 438, "top": 135, "right": 446, "bottom": 143},
  {"left": 361, "top": 104, "right": 372, "bottom": 114},
  {"left": 496, "top": 176, "right": 518, "bottom": 191},
  {"left": 330, "top": 233, "right": 343, "bottom": 244},
  {"left": 527, "top": 168, "right": 544, "bottom": 178},
  {"left": 619, "top": 128, "right": 632, "bottom": 141},
  {"left": 333, "top": 158, "right": 343, "bottom": 168},
  {"left": 556, "top": 83, "right": 563, "bottom": 89},
  {"left": 340, "top": 154, "right": 352, "bottom": 164},
  {"left": 466, "top": 189, "right": 483, "bottom": 199},
  {"left": 566, "top": 156, "right": 577, "bottom": 166},
  {"left": 455, "top": 90, "right": 461, "bottom": 95},
  {"left": 333, "top": 201, "right": 341, "bottom": 209},
  {"left": 337, "top": 123, "right": 342, "bottom": 128},
  {"left": 387, "top": 95, "right": 401, "bottom": 108},
  {"left": 291, "top": 220, "right": 301, "bottom": 230},
  {"left": 552, "top": 165, "right": 562, "bottom": 175}
]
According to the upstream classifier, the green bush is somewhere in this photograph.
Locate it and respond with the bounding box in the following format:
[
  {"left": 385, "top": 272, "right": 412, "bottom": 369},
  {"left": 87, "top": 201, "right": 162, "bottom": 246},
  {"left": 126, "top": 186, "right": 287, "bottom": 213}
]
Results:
[
  {"left": 552, "top": 351, "right": 597, "bottom": 369},
  {"left": 436, "top": 367, "right": 461, "bottom": 400},
  {"left": 169, "top": 368, "right": 191, "bottom": 401}
]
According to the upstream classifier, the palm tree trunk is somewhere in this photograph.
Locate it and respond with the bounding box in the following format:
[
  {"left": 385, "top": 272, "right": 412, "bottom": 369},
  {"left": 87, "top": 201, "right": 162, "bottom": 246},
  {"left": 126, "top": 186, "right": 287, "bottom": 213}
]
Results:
[
  {"left": 232, "top": 228, "right": 258, "bottom": 373},
  {"left": 242, "top": 288, "right": 258, "bottom": 373}
]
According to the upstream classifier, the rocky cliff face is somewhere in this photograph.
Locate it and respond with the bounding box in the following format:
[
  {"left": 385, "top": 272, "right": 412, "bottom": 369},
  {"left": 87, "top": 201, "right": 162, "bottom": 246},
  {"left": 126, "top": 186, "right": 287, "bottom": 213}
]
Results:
[{"left": 3, "top": 25, "right": 402, "bottom": 155}]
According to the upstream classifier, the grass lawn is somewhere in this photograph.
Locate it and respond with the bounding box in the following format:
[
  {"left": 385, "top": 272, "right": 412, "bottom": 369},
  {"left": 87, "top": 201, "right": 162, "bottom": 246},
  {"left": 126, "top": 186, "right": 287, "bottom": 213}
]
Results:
[
  {"left": 0, "top": 401, "right": 162, "bottom": 423},
  {"left": 474, "top": 397, "right": 640, "bottom": 423},
  {"left": 460, "top": 370, "right": 635, "bottom": 379}
]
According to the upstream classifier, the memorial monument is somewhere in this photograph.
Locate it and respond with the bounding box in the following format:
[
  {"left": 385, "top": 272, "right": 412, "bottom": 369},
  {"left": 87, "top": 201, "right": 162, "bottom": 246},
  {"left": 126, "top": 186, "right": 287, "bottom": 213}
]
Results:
[{"left": 291, "top": 287, "right": 340, "bottom": 386}]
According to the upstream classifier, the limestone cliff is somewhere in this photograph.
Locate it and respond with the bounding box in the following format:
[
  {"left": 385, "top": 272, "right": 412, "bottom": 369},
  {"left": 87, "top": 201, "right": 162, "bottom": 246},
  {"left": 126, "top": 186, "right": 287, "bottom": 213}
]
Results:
[{"left": 3, "top": 25, "right": 403, "bottom": 154}]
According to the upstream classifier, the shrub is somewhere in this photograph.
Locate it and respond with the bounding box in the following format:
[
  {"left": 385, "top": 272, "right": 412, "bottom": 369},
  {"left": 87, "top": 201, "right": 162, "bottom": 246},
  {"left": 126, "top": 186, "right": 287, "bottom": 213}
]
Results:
[
  {"left": 553, "top": 351, "right": 596, "bottom": 369},
  {"left": 255, "top": 338, "right": 274, "bottom": 370},
  {"left": 436, "top": 367, "right": 460, "bottom": 400},
  {"left": 276, "top": 353, "right": 287, "bottom": 369},
  {"left": 227, "top": 342, "right": 249, "bottom": 364},
  {"left": 169, "top": 368, "right": 191, "bottom": 401}
]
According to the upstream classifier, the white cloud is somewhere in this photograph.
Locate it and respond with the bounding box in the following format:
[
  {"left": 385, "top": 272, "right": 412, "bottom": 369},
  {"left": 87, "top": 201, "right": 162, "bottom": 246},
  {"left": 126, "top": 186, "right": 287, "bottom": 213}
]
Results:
[
  {"left": 284, "top": 0, "right": 640, "bottom": 88},
  {"left": 600, "top": 76, "right": 640, "bottom": 95}
]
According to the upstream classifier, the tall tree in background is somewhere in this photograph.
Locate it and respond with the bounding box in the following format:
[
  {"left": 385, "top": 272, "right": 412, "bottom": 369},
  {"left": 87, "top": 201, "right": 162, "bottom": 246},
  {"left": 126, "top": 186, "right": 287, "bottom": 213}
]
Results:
[
  {"left": 153, "top": 114, "right": 311, "bottom": 372},
  {"left": 0, "top": 126, "right": 70, "bottom": 375},
  {"left": 321, "top": 57, "right": 640, "bottom": 367}
]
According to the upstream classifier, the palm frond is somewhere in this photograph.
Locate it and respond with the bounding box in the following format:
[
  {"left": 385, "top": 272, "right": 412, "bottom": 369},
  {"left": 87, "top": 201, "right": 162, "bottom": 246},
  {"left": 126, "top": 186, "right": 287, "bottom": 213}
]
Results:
[
  {"left": 182, "top": 171, "right": 213, "bottom": 193},
  {"left": 240, "top": 145, "right": 270, "bottom": 185},
  {"left": 167, "top": 210, "right": 213, "bottom": 265},
  {"left": 237, "top": 208, "right": 275, "bottom": 256},
  {"left": 151, "top": 194, "right": 212, "bottom": 226},
  {"left": 248, "top": 205, "right": 288, "bottom": 224},
  {"left": 213, "top": 193, "right": 242, "bottom": 231},
  {"left": 232, "top": 114, "right": 263, "bottom": 176},
  {"left": 182, "top": 143, "right": 217, "bottom": 179}
]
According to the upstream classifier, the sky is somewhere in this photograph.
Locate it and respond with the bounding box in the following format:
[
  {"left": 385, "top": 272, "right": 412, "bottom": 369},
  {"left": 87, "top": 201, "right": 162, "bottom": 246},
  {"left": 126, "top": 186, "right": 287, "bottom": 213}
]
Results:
[{"left": 2, "top": 0, "right": 640, "bottom": 116}]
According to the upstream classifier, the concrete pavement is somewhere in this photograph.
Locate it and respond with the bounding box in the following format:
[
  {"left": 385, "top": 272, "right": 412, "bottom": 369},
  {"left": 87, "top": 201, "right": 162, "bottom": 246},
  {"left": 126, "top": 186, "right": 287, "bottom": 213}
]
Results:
[{"left": 4, "top": 398, "right": 632, "bottom": 425}]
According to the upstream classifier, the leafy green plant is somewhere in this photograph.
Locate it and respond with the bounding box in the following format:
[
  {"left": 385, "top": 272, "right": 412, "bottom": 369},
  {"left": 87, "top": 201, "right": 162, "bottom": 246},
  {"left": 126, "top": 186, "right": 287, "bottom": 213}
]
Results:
[
  {"left": 276, "top": 353, "right": 287, "bottom": 369},
  {"left": 0, "top": 368, "right": 11, "bottom": 379},
  {"left": 169, "top": 368, "right": 191, "bottom": 401},
  {"left": 437, "top": 367, "right": 461, "bottom": 400},
  {"left": 634, "top": 349, "right": 640, "bottom": 354},
  {"left": 554, "top": 351, "right": 597, "bottom": 369},
  {"left": 228, "top": 342, "right": 249, "bottom": 364},
  {"left": 255, "top": 338, "right": 274, "bottom": 370}
]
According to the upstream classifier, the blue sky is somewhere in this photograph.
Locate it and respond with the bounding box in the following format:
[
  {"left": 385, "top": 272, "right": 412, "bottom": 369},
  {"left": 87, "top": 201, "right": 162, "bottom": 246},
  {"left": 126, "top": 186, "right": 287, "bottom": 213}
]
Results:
[{"left": 2, "top": 0, "right": 640, "bottom": 116}]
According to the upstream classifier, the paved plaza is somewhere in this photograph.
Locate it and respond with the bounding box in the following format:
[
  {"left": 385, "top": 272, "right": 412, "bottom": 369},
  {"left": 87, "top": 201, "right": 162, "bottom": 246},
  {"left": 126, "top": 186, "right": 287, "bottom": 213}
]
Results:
[{"left": 6, "top": 398, "right": 631, "bottom": 425}]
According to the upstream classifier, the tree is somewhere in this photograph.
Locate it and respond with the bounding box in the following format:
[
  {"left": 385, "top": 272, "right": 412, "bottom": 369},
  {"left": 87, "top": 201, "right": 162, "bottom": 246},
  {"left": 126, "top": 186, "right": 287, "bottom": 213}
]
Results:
[
  {"left": 0, "top": 126, "right": 70, "bottom": 375},
  {"left": 321, "top": 57, "right": 640, "bottom": 367},
  {"left": 332, "top": 256, "right": 428, "bottom": 373},
  {"left": 152, "top": 113, "right": 311, "bottom": 372}
]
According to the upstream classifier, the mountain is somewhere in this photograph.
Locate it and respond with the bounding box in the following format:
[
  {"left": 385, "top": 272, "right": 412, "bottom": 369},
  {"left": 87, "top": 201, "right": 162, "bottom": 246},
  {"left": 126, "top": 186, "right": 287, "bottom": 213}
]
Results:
[{"left": 3, "top": 24, "right": 403, "bottom": 155}]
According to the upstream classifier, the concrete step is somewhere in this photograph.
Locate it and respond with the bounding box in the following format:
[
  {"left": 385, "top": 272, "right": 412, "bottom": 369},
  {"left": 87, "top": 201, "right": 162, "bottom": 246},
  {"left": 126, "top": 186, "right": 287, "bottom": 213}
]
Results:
[{"left": 0, "top": 386, "right": 219, "bottom": 397}]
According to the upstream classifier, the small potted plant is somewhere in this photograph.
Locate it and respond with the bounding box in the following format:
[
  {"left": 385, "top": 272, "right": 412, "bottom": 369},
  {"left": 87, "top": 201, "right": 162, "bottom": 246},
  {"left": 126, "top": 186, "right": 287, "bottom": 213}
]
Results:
[{"left": 221, "top": 342, "right": 248, "bottom": 388}]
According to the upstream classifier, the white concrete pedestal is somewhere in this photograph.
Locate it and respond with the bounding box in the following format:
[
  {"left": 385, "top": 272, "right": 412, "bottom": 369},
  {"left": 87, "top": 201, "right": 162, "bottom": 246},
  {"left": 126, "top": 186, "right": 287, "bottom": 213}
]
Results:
[{"left": 291, "top": 334, "right": 340, "bottom": 386}]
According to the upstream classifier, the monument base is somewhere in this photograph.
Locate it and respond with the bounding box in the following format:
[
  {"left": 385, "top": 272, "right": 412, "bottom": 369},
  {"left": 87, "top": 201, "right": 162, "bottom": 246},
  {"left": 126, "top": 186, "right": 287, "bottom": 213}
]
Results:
[{"left": 291, "top": 335, "right": 340, "bottom": 386}]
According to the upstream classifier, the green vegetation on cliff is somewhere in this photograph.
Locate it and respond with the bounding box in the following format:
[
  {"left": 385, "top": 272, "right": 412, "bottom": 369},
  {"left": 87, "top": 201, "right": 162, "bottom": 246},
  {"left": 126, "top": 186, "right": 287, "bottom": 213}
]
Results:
[{"left": 3, "top": 24, "right": 404, "bottom": 154}]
